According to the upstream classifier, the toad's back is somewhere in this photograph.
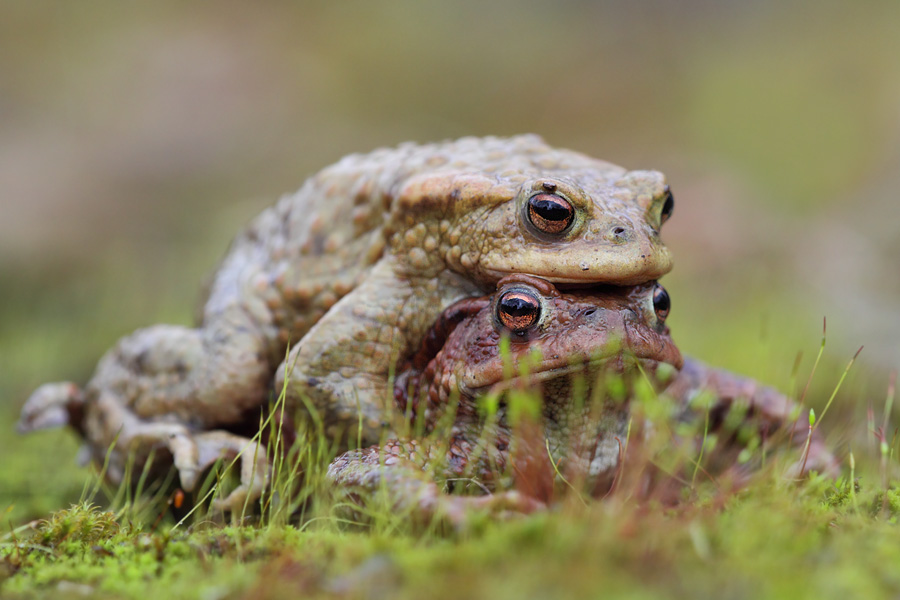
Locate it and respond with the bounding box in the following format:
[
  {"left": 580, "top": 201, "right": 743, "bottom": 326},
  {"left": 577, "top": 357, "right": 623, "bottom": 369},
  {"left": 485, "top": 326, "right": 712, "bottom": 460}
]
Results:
[{"left": 204, "top": 134, "right": 636, "bottom": 362}]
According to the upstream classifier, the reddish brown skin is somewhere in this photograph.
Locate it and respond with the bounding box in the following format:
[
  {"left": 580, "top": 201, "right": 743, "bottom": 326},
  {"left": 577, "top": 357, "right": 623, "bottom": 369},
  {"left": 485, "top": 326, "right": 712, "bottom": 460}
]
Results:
[
  {"left": 397, "top": 275, "right": 682, "bottom": 428},
  {"left": 329, "top": 275, "right": 685, "bottom": 523},
  {"left": 329, "top": 276, "right": 838, "bottom": 526}
]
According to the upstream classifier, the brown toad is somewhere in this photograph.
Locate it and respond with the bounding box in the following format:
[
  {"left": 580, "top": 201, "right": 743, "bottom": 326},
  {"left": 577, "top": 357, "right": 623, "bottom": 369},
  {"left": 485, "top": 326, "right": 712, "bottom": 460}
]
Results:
[
  {"left": 328, "top": 275, "right": 837, "bottom": 523},
  {"left": 18, "top": 135, "right": 675, "bottom": 510}
]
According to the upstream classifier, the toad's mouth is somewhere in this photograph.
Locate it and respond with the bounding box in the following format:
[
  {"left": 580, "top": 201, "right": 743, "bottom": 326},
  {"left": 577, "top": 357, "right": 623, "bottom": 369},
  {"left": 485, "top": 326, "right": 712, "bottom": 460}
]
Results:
[
  {"left": 464, "top": 354, "right": 679, "bottom": 399},
  {"left": 481, "top": 245, "right": 674, "bottom": 286},
  {"left": 484, "top": 268, "right": 658, "bottom": 286}
]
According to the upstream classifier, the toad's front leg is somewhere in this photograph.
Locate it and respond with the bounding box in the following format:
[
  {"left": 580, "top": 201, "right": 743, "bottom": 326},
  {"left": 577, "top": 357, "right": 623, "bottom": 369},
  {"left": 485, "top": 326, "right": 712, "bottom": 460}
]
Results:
[
  {"left": 276, "top": 259, "right": 480, "bottom": 445},
  {"left": 666, "top": 357, "right": 840, "bottom": 477}
]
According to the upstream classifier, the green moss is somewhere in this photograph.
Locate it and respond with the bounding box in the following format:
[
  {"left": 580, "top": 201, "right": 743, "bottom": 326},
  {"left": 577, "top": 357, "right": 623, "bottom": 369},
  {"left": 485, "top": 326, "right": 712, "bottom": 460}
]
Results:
[{"left": 5, "top": 464, "right": 900, "bottom": 599}]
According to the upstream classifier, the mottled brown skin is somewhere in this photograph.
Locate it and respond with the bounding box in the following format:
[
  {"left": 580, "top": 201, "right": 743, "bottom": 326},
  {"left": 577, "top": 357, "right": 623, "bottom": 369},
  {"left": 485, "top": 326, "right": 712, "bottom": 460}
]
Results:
[
  {"left": 18, "top": 135, "right": 676, "bottom": 510},
  {"left": 328, "top": 276, "right": 838, "bottom": 525}
]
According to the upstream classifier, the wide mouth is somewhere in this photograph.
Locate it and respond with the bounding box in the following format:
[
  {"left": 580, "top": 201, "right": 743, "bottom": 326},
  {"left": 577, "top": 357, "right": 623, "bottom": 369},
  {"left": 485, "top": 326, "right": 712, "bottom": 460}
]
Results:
[
  {"left": 468, "top": 354, "right": 677, "bottom": 398},
  {"left": 482, "top": 244, "right": 674, "bottom": 285},
  {"left": 483, "top": 268, "right": 665, "bottom": 286}
]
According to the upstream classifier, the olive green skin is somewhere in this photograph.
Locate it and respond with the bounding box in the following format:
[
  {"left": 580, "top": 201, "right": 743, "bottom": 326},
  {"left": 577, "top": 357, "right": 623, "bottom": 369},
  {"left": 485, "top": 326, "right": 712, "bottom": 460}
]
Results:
[{"left": 18, "top": 135, "right": 675, "bottom": 510}]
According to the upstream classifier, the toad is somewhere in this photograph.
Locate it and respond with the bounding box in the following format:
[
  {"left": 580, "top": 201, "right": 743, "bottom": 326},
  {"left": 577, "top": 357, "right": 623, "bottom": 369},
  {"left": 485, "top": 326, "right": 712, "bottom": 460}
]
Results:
[
  {"left": 18, "top": 135, "right": 676, "bottom": 511},
  {"left": 328, "top": 275, "right": 837, "bottom": 524}
]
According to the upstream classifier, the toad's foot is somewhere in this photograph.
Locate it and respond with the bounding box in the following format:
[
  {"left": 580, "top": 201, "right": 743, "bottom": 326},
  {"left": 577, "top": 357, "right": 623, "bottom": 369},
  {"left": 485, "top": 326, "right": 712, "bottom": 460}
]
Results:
[
  {"left": 77, "top": 391, "right": 270, "bottom": 513},
  {"left": 191, "top": 431, "right": 271, "bottom": 513},
  {"left": 328, "top": 441, "right": 545, "bottom": 530},
  {"left": 17, "top": 381, "right": 85, "bottom": 434},
  {"left": 146, "top": 428, "right": 270, "bottom": 513}
]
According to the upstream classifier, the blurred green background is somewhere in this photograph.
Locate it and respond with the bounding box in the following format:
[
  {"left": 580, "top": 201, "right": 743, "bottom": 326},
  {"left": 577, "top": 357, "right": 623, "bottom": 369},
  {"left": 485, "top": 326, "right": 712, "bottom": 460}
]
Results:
[{"left": 2, "top": 0, "right": 898, "bottom": 523}]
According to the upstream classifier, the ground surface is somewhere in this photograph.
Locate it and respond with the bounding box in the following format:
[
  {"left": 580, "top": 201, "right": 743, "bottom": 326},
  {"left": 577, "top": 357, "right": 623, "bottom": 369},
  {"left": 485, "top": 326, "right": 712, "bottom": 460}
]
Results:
[{"left": 4, "top": 459, "right": 900, "bottom": 599}]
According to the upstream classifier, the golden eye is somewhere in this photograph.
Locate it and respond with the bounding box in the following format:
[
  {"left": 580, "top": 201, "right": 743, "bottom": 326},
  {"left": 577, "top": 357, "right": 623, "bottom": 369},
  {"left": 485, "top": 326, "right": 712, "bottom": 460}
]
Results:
[
  {"left": 527, "top": 193, "right": 574, "bottom": 234},
  {"left": 653, "top": 284, "right": 671, "bottom": 321},
  {"left": 497, "top": 290, "right": 541, "bottom": 334},
  {"left": 660, "top": 188, "right": 674, "bottom": 225}
]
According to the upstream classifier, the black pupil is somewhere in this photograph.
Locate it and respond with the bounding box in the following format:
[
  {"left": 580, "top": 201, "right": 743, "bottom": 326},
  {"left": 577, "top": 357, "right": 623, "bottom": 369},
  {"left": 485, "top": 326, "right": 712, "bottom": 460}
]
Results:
[
  {"left": 661, "top": 191, "right": 674, "bottom": 220},
  {"left": 502, "top": 296, "right": 537, "bottom": 317},
  {"left": 531, "top": 197, "right": 570, "bottom": 221},
  {"left": 653, "top": 286, "right": 670, "bottom": 315}
]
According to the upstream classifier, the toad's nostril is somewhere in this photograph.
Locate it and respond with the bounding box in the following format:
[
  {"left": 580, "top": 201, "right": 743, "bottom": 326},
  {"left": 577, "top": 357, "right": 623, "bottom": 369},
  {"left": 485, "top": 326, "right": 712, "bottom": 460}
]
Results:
[{"left": 609, "top": 225, "right": 630, "bottom": 243}]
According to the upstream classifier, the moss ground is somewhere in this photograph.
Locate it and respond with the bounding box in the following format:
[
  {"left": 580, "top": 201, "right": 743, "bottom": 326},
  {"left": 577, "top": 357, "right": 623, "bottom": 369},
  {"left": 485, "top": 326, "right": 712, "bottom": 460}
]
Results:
[{"left": 5, "top": 471, "right": 900, "bottom": 599}]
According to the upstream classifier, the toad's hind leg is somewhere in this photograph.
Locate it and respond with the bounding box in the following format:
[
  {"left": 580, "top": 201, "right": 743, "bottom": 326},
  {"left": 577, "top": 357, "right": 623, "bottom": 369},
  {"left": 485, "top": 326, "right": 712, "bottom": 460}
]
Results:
[
  {"left": 276, "top": 260, "right": 479, "bottom": 445},
  {"left": 89, "top": 312, "right": 272, "bottom": 428}
]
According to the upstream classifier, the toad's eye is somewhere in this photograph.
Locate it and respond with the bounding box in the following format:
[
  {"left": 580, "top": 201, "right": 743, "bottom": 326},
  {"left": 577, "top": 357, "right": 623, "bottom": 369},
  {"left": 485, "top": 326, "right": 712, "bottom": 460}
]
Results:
[
  {"left": 660, "top": 188, "right": 674, "bottom": 225},
  {"left": 497, "top": 290, "right": 541, "bottom": 334},
  {"left": 527, "top": 193, "right": 574, "bottom": 234},
  {"left": 653, "top": 284, "right": 670, "bottom": 321}
]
